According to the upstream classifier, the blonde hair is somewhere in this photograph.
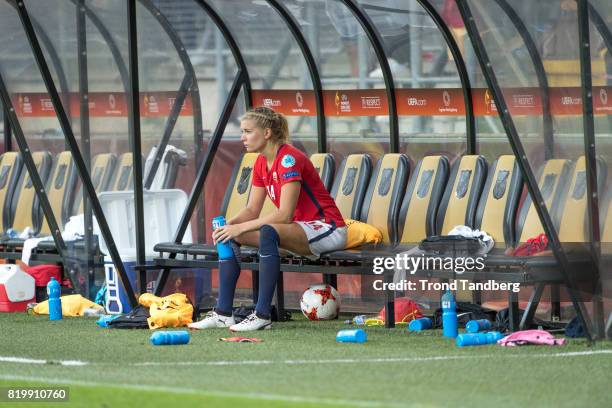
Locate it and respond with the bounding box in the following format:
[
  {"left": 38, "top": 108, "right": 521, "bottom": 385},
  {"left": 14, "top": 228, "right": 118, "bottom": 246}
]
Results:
[{"left": 240, "top": 106, "right": 289, "bottom": 144}]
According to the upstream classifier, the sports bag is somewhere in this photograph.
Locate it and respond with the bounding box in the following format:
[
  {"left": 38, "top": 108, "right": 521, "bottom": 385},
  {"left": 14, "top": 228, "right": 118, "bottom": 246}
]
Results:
[
  {"left": 107, "top": 305, "right": 150, "bottom": 329},
  {"left": 419, "top": 235, "right": 483, "bottom": 256}
]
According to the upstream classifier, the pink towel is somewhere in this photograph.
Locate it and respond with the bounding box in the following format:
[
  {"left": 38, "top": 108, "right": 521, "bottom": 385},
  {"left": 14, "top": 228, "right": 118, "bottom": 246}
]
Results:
[{"left": 498, "top": 330, "right": 566, "bottom": 347}]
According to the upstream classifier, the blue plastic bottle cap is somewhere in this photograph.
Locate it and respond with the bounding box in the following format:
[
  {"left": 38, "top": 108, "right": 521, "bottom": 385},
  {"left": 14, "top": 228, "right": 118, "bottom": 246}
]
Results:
[
  {"left": 465, "top": 320, "right": 479, "bottom": 333},
  {"left": 212, "top": 216, "right": 226, "bottom": 227}
]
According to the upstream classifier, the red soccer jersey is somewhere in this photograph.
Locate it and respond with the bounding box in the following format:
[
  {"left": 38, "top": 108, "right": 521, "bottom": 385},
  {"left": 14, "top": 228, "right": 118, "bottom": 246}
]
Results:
[{"left": 252, "top": 144, "right": 345, "bottom": 227}]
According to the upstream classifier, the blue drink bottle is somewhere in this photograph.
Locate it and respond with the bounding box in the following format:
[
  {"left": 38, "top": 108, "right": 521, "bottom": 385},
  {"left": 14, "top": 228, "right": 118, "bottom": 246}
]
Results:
[
  {"left": 212, "top": 216, "right": 234, "bottom": 260},
  {"left": 465, "top": 319, "right": 492, "bottom": 333},
  {"left": 150, "top": 330, "right": 190, "bottom": 346},
  {"left": 408, "top": 317, "right": 433, "bottom": 332},
  {"left": 456, "top": 331, "right": 503, "bottom": 347},
  {"left": 441, "top": 290, "right": 458, "bottom": 338},
  {"left": 47, "top": 277, "right": 62, "bottom": 321},
  {"left": 336, "top": 329, "right": 367, "bottom": 343}
]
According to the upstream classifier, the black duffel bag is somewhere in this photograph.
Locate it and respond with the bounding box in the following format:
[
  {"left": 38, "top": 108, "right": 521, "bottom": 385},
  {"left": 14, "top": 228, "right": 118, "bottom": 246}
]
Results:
[
  {"left": 419, "top": 235, "right": 483, "bottom": 256},
  {"left": 107, "top": 305, "right": 150, "bottom": 329}
]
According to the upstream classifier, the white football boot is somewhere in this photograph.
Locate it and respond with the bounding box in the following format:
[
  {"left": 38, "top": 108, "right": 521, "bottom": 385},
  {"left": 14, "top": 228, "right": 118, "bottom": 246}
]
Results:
[
  {"left": 229, "top": 313, "right": 272, "bottom": 332},
  {"left": 188, "top": 311, "right": 235, "bottom": 330}
]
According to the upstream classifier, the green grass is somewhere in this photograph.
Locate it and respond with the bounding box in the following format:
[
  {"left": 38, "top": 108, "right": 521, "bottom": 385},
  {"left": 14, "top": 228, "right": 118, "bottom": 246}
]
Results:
[{"left": 0, "top": 313, "right": 611, "bottom": 408}]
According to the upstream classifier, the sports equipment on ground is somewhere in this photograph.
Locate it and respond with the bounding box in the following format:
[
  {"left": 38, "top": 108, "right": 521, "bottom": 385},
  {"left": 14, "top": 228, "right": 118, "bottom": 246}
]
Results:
[{"left": 300, "top": 284, "right": 340, "bottom": 320}]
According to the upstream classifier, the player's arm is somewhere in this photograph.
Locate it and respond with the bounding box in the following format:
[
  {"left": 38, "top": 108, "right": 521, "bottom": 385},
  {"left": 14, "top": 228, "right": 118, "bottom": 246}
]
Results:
[
  {"left": 214, "top": 182, "right": 300, "bottom": 243},
  {"left": 227, "top": 186, "right": 266, "bottom": 225}
]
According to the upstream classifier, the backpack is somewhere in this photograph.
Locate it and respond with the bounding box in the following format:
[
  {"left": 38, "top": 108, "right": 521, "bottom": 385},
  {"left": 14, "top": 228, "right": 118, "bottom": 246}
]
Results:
[
  {"left": 565, "top": 316, "right": 587, "bottom": 338},
  {"left": 494, "top": 307, "right": 565, "bottom": 333},
  {"left": 419, "top": 235, "right": 483, "bottom": 257},
  {"left": 378, "top": 297, "right": 422, "bottom": 323}
]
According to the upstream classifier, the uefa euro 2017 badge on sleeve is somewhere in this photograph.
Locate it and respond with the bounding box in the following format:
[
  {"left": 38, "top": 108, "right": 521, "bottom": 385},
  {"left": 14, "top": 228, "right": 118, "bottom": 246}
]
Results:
[{"left": 281, "top": 154, "right": 295, "bottom": 168}]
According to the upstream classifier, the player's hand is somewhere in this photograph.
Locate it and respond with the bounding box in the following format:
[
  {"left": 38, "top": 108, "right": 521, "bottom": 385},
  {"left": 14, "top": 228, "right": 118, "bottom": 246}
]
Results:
[{"left": 212, "top": 224, "right": 243, "bottom": 244}]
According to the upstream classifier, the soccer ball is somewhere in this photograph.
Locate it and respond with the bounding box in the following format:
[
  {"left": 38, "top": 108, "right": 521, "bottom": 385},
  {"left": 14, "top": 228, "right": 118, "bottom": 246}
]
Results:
[{"left": 300, "top": 284, "right": 340, "bottom": 320}]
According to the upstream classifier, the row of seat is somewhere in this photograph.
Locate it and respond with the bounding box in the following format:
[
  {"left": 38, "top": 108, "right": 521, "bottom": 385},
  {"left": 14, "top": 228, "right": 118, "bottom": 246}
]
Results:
[
  {"left": 0, "top": 146, "right": 193, "bottom": 243},
  {"left": 158, "top": 150, "right": 605, "bottom": 258},
  {"left": 0, "top": 151, "right": 140, "bottom": 237},
  {"left": 153, "top": 149, "right": 608, "bottom": 327}
]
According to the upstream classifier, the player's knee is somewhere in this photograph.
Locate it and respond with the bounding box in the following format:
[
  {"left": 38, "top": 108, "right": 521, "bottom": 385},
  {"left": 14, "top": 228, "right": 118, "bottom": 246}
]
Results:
[
  {"left": 234, "top": 234, "right": 245, "bottom": 245},
  {"left": 259, "top": 225, "right": 280, "bottom": 257}
]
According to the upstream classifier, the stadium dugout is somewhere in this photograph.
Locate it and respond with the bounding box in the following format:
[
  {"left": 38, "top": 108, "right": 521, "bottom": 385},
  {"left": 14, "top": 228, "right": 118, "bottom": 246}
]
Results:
[{"left": 0, "top": 0, "right": 609, "bottom": 341}]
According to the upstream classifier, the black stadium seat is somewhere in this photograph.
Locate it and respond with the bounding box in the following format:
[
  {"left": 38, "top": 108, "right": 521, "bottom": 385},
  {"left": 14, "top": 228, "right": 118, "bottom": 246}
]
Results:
[
  {"left": 309, "top": 153, "right": 335, "bottom": 192},
  {"left": 0, "top": 152, "right": 23, "bottom": 235},
  {"left": 398, "top": 155, "right": 449, "bottom": 244},
  {"left": 324, "top": 153, "right": 409, "bottom": 260},
  {"left": 436, "top": 155, "right": 488, "bottom": 235},
  {"left": 474, "top": 155, "right": 523, "bottom": 249},
  {"left": 514, "top": 159, "right": 571, "bottom": 245},
  {"left": 330, "top": 154, "right": 372, "bottom": 220},
  {"left": 9, "top": 151, "right": 52, "bottom": 234},
  {"left": 72, "top": 153, "right": 117, "bottom": 215},
  {"left": 110, "top": 153, "right": 137, "bottom": 192},
  {"left": 39, "top": 151, "right": 77, "bottom": 235},
  {"left": 556, "top": 156, "right": 606, "bottom": 243}
]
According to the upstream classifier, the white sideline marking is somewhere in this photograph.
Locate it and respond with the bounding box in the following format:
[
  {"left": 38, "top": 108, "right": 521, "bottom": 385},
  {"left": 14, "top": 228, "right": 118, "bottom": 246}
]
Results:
[
  {"left": 0, "top": 374, "right": 400, "bottom": 408},
  {"left": 0, "top": 356, "right": 88, "bottom": 366},
  {"left": 543, "top": 350, "right": 612, "bottom": 357},
  {"left": 1, "top": 350, "right": 611, "bottom": 369},
  {"left": 131, "top": 349, "right": 612, "bottom": 367},
  {"left": 133, "top": 355, "right": 477, "bottom": 366}
]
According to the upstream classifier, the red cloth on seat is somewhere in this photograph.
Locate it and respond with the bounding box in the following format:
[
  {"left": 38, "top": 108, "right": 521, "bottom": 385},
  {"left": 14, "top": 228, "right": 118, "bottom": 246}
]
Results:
[
  {"left": 511, "top": 233, "right": 549, "bottom": 256},
  {"left": 24, "top": 264, "right": 62, "bottom": 287}
]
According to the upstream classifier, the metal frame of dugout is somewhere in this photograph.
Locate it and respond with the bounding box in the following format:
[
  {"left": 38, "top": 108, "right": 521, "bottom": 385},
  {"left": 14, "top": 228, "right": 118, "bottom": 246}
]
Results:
[{"left": 0, "top": 0, "right": 610, "bottom": 341}]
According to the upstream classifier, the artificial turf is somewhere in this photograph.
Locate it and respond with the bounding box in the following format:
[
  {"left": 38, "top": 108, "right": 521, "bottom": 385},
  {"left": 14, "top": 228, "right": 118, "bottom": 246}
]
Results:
[{"left": 0, "top": 312, "right": 611, "bottom": 408}]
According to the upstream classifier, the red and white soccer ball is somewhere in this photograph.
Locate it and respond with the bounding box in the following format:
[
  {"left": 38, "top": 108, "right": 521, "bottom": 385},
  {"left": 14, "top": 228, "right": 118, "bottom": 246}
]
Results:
[{"left": 300, "top": 284, "right": 340, "bottom": 320}]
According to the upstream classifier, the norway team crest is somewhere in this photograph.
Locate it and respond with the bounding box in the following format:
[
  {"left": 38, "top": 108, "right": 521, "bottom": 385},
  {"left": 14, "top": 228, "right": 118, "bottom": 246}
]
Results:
[{"left": 281, "top": 154, "right": 296, "bottom": 168}]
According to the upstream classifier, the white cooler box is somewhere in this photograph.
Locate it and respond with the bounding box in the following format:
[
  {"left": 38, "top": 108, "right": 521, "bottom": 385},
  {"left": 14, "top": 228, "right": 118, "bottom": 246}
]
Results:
[{"left": 0, "top": 264, "right": 35, "bottom": 312}]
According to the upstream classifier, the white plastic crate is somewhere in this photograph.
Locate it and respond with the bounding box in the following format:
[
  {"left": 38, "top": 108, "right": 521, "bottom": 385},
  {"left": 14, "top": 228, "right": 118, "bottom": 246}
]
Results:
[
  {"left": 96, "top": 189, "right": 193, "bottom": 258},
  {"left": 97, "top": 189, "right": 197, "bottom": 314}
]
